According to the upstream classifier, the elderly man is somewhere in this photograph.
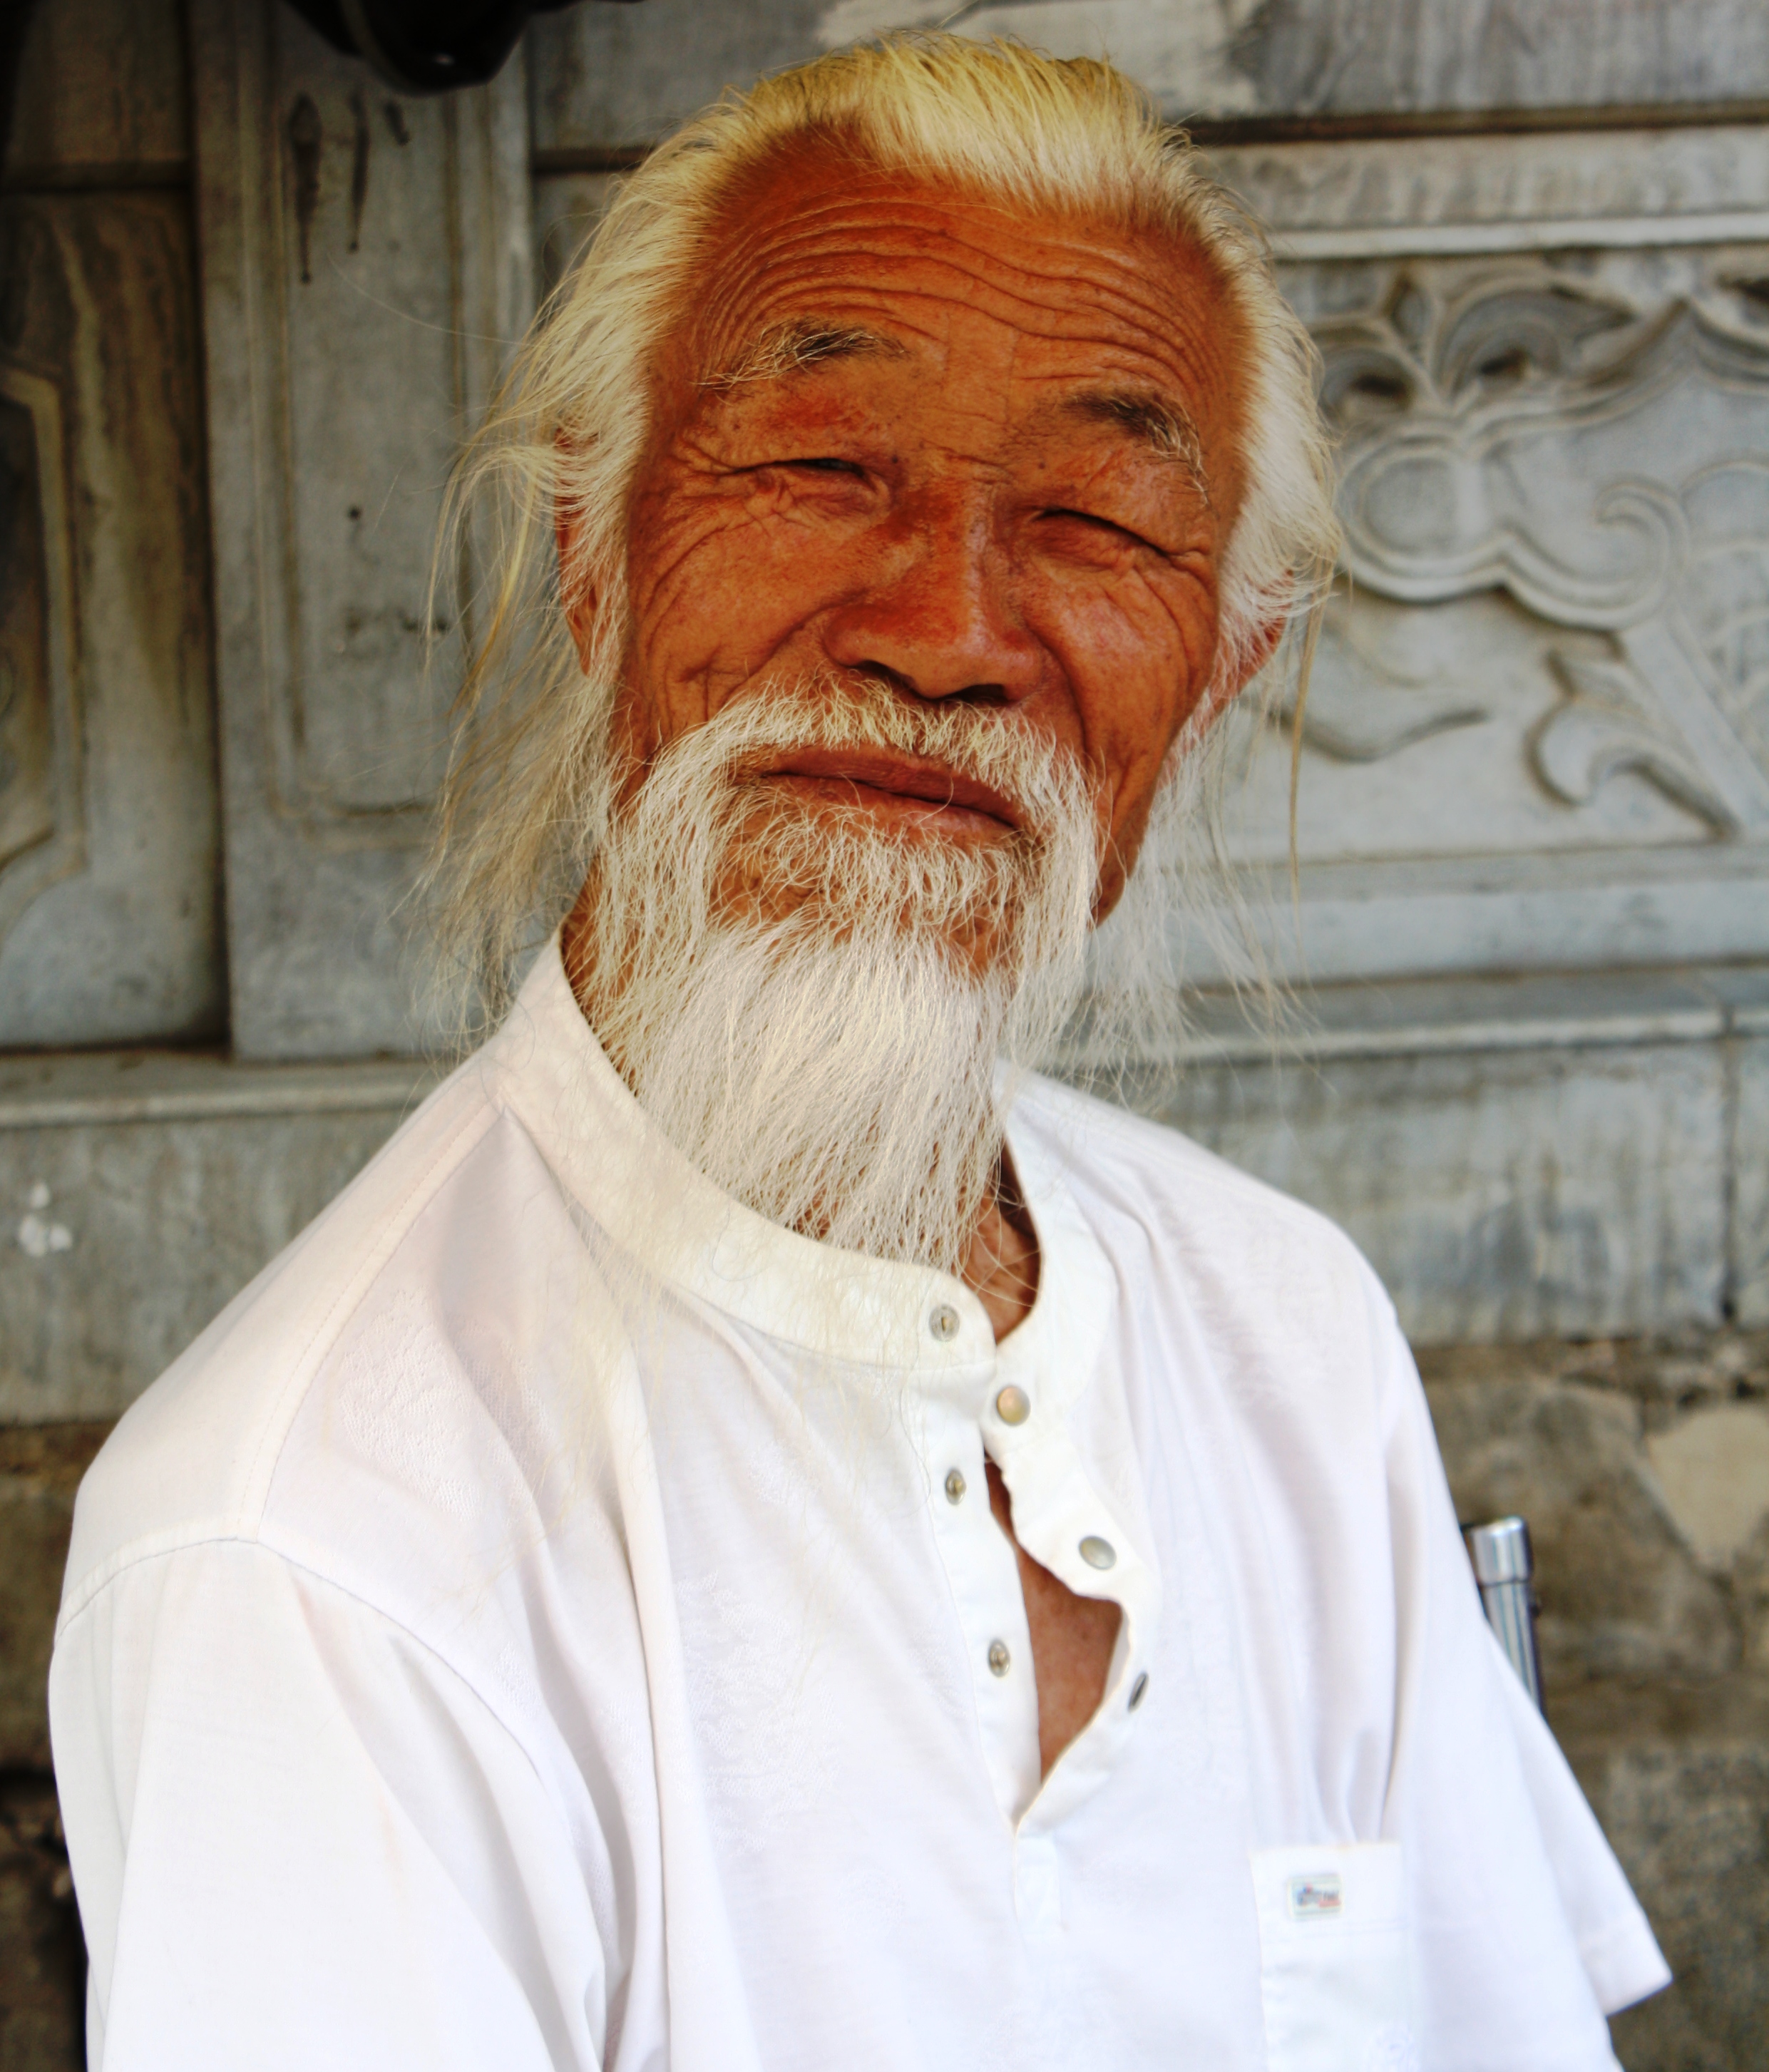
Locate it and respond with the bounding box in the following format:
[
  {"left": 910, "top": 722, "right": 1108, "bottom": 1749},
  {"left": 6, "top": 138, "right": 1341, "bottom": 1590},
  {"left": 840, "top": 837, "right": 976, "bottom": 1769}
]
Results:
[{"left": 53, "top": 36, "right": 1664, "bottom": 2072}]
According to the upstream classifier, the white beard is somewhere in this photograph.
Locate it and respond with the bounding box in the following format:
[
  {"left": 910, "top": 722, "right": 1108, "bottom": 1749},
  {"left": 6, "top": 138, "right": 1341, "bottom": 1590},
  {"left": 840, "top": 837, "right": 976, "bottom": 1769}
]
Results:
[{"left": 575, "top": 678, "right": 1104, "bottom": 1273}]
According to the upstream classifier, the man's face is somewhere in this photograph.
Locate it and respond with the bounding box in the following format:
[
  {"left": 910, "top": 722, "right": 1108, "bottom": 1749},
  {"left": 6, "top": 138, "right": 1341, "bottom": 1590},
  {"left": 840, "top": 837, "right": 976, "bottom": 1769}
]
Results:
[{"left": 578, "top": 145, "right": 1253, "bottom": 925}]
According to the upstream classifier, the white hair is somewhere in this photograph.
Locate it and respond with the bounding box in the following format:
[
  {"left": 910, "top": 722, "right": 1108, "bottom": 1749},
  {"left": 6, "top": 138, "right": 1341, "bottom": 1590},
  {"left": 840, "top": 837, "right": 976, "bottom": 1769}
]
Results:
[{"left": 427, "top": 32, "right": 1340, "bottom": 1037}]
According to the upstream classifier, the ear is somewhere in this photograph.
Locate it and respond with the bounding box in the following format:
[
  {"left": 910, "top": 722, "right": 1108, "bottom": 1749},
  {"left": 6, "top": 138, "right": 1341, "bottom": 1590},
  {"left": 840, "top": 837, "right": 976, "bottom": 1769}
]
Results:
[{"left": 555, "top": 498, "right": 600, "bottom": 675}]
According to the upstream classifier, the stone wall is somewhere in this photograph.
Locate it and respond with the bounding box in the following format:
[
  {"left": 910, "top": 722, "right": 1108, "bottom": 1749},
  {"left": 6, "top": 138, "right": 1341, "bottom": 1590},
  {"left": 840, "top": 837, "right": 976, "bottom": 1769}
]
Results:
[{"left": 1423, "top": 1332, "right": 1769, "bottom": 2069}]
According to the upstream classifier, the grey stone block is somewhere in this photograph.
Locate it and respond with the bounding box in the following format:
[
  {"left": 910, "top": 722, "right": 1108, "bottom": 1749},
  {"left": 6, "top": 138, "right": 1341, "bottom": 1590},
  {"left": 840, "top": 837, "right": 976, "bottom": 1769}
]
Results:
[
  {"left": 190, "top": 0, "right": 533, "bottom": 1057},
  {"left": 526, "top": 1, "right": 1769, "bottom": 148},
  {"left": 1147, "top": 1037, "right": 1728, "bottom": 1345},
  {"left": 1733, "top": 1035, "right": 1769, "bottom": 1328},
  {"left": 0, "top": 1050, "right": 429, "bottom": 1422},
  {"left": 0, "top": 190, "right": 224, "bottom": 1047}
]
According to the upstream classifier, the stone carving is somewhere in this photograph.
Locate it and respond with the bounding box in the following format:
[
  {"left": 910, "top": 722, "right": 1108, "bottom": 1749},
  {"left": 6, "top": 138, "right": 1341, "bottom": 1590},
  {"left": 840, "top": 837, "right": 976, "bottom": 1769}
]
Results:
[
  {"left": 0, "top": 365, "right": 83, "bottom": 955},
  {"left": 1276, "top": 593, "right": 1487, "bottom": 764},
  {"left": 1317, "top": 275, "right": 1769, "bottom": 838}
]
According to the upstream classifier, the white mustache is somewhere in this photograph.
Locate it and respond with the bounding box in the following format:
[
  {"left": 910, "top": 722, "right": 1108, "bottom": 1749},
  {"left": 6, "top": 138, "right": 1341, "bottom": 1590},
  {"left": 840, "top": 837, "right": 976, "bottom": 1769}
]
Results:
[{"left": 640, "top": 672, "right": 1104, "bottom": 851}]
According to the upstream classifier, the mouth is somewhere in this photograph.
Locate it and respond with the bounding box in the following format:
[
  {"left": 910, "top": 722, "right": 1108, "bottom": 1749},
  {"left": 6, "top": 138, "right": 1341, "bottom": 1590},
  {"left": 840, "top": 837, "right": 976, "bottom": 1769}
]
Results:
[{"left": 746, "top": 747, "right": 1022, "bottom": 836}]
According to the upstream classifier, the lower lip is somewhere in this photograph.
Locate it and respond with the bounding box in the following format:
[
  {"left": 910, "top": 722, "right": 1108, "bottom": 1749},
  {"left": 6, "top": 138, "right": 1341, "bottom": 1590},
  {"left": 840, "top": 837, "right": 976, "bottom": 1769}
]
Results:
[{"left": 757, "top": 771, "right": 1014, "bottom": 835}]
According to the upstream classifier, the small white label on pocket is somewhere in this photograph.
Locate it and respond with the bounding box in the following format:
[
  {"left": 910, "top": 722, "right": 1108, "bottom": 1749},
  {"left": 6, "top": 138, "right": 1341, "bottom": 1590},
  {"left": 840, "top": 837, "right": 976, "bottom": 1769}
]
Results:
[
  {"left": 1287, "top": 1872, "right": 1344, "bottom": 1920},
  {"left": 1252, "top": 1843, "right": 1416, "bottom": 2072}
]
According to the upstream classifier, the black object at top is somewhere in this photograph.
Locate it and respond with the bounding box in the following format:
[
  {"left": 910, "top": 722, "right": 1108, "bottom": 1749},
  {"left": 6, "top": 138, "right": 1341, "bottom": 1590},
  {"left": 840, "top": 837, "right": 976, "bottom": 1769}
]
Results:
[{"left": 284, "top": 0, "right": 642, "bottom": 96}]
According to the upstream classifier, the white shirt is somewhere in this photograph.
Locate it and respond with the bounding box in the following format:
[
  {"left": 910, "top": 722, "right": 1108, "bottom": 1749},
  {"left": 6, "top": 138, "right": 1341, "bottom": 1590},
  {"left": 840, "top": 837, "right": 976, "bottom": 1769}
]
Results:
[{"left": 52, "top": 936, "right": 1668, "bottom": 2071}]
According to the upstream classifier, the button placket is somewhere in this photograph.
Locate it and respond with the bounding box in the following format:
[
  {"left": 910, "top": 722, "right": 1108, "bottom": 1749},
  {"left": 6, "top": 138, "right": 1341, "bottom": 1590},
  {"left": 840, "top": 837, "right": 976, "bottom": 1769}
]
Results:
[
  {"left": 919, "top": 1371, "right": 1042, "bottom": 1819},
  {"left": 983, "top": 1405, "right": 1162, "bottom": 1817}
]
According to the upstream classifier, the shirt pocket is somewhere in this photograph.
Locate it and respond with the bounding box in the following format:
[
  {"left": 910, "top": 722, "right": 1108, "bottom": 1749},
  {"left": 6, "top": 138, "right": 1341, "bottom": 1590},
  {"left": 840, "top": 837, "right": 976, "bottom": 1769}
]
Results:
[{"left": 1250, "top": 1842, "right": 1417, "bottom": 2072}]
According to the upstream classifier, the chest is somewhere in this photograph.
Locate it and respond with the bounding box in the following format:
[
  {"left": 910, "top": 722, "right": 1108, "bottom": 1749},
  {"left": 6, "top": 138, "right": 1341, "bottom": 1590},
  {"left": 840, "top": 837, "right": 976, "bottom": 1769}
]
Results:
[{"left": 563, "top": 1301, "right": 1410, "bottom": 2071}]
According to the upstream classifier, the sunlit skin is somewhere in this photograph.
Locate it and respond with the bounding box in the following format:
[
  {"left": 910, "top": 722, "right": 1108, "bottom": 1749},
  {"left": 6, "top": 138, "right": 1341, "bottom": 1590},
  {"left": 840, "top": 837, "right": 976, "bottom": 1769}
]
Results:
[{"left": 562, "top": 140, "right": 1276, "bottom": 1778}]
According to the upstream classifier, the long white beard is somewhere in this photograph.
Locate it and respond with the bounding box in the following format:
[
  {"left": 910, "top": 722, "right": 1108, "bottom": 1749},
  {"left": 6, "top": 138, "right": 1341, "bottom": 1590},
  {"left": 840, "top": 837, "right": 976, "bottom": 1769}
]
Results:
[{"left": 576, "top": 679, "right": 1103, "bottom": 1273}]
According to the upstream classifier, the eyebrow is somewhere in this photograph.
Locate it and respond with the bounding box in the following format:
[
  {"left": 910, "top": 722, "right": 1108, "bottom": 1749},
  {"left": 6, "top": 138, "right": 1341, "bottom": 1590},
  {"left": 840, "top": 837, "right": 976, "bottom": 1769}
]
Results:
[
  {"left": 1062, "top": 389, "right": 1211, "bottom": 502},
  {"left": 704, "top": 319, "right": 908, "bottom": 391}
]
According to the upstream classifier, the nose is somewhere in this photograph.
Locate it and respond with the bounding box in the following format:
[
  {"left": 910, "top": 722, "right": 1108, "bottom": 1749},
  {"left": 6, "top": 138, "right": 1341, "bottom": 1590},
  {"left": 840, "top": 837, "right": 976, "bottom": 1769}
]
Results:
[{"left": 820, "top": 487, "right": 1043, "bottom": 705}]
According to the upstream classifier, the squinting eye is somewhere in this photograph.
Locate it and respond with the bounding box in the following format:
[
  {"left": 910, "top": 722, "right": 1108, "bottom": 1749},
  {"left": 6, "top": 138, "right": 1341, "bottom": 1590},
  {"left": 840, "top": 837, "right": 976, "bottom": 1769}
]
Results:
[
  {"left": 784, "top": 457, "right": 865, "bottom": 477},
  {"left": 1043, "top": 506, "right": 1149, "bottom": 548}
]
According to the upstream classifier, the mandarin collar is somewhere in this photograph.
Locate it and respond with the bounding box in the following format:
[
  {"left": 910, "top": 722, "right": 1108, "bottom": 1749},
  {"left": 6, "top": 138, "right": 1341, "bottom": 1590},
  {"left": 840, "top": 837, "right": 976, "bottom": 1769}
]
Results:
[{"left": 486, "top": 934, "right": 1110, "bottom": 1397}]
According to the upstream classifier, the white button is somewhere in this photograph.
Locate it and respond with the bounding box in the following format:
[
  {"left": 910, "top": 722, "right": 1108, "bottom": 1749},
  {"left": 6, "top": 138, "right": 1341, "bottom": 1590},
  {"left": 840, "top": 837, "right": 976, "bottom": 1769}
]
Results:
[
  {"left": 1129, "top": 1671, "right": 1149, "bottom": 1711},
  {"left": 1079, "top": 1535, "right": 1117, "bottom": 1570},
  {"left": 929, "top": 1303, "right": 960, "bottom": 1343},
  {"left": 944, "top": 1468, "right": 966, "bottom": 1504},
  {"left": 988, "top": 1639, "right": 1011, "bottom": 1676},
  {"left": 994, "top": 1384, "right": 1030, "bottom": 1425}
]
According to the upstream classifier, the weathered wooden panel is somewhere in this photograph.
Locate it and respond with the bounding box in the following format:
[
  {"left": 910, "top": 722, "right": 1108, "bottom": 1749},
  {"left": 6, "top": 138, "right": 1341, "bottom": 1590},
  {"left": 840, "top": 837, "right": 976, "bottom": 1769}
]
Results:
[
  {"left": 192, "top": 0, "right": 533, "bottom": 1057},
  {"left": 6, "top": 0, "right": 188, "bottom": 179},
  {"left": 528, "top": 0, "right": 1769, "bottom": 153},
  {"left": 0, "top": 193, "right": 223, "bottom": 1045}
]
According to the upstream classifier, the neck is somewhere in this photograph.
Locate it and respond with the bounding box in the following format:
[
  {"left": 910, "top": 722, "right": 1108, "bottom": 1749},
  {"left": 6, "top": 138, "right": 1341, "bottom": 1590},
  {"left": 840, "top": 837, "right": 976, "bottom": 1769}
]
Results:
[
  {"left": 564, "top": 878, "right": 1042, "bottom": 1313},
  {"left": 962, "top": 1163, "right": 1040, "bottom": 1341}
]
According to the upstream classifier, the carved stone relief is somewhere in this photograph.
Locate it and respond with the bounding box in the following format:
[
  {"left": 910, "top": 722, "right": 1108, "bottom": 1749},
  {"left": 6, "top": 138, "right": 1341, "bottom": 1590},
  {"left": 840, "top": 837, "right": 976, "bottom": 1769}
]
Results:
[
  {"left": 1323, "top": 276, "right": 1769, "bottom": 836},
  {"left": 1193, "top": 249, "right": 1769, "bottom": 983}
]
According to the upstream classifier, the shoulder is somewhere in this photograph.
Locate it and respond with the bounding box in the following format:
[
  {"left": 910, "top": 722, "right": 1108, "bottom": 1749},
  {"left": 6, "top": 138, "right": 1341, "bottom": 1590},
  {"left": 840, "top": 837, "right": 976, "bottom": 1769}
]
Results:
[
  {"left": 1014, "top": 1071, "right": 1406, "bottom": 1410},
  {"left": 1016, "top": 1070, "right": 1381, "bottom": 1296},
  {"left": 58, "top": 1049, "right": 593, "bottom": 1638}
]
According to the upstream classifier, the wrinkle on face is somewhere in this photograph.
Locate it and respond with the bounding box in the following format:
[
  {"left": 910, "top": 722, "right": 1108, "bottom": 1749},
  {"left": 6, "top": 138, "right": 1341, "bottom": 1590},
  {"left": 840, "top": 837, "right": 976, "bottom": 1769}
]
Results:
[{"left": 575, "top": 138, "right": 1255, "bottom": 917}]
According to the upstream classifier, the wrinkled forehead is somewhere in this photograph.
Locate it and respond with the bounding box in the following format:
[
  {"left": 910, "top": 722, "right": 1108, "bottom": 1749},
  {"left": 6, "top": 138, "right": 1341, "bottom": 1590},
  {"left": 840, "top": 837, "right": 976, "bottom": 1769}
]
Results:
[{"left": 652, "top": 136, "right": 1248, "bottom": 488}]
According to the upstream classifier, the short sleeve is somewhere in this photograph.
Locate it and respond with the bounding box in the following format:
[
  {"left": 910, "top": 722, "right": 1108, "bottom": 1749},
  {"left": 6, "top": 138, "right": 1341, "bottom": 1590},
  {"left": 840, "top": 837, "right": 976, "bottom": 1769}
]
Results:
[
  {"left": 50, "top": 1541, "right": 610, "bottom": 2071},
  {"left": 1372, "top": 1291, "right": 1671, "bottom": 2066}
]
